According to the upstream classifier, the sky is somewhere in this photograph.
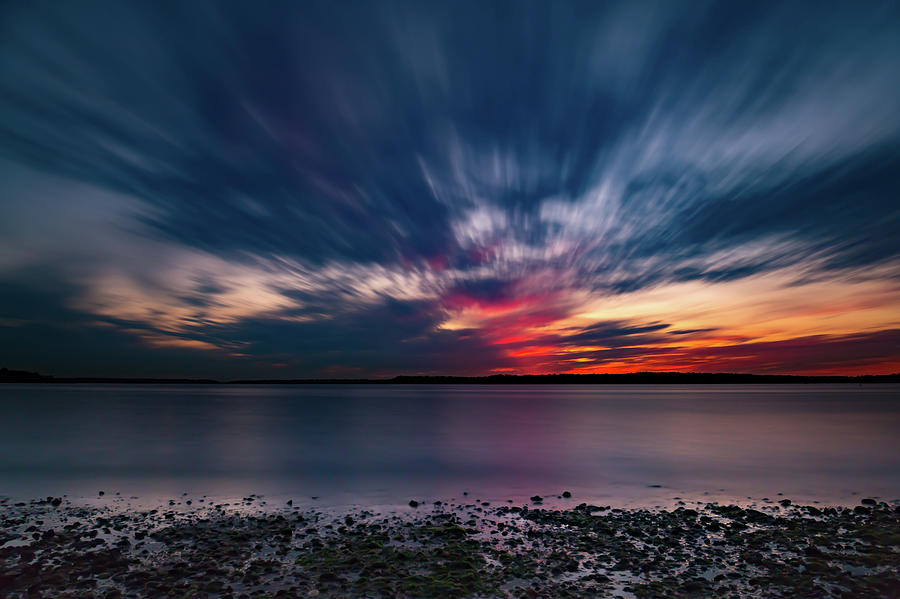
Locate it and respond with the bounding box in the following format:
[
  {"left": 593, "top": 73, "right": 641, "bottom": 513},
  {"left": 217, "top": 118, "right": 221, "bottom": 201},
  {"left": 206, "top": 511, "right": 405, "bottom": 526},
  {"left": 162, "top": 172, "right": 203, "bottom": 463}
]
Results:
[{"left": 1, "top": 0, "right": 899, "bottom": 378}]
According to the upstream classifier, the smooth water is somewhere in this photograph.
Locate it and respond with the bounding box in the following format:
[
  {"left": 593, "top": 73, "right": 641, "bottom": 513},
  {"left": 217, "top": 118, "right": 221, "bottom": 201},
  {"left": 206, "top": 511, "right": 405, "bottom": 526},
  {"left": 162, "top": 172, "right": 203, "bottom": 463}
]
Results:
[{"left": 1, "top": 384, "right": 898, "bottom": 507}]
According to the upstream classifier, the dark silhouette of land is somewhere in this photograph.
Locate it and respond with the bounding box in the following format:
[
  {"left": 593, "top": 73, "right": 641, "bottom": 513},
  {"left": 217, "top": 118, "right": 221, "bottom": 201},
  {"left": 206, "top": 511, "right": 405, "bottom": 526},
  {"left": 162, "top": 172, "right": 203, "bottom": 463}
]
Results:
[{"left": 2, "top": 367, "right": 898, "bottom": 384}]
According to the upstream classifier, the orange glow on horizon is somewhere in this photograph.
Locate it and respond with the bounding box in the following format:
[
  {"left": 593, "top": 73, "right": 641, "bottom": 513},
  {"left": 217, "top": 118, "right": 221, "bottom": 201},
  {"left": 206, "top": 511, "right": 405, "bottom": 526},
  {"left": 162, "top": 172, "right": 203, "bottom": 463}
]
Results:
[{"left": 435, "top": 262, "right": 900, "bottom": 376}]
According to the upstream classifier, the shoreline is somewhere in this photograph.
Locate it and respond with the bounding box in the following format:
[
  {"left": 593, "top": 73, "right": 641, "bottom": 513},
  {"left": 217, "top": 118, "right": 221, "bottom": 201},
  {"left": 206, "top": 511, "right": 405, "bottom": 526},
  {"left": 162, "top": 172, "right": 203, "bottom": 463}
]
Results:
[
  {"left": 2, "top": 494, "right": 898, "bottom": 598},
  {"left": 4, "top": 368, "right": 900, "bottom": 385}
]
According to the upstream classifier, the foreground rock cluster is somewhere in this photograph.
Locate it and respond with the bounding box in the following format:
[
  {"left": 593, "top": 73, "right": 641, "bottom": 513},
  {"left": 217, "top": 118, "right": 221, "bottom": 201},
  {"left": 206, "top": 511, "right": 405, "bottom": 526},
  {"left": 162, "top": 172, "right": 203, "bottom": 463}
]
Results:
[{"left": 1, "top": 494, "right": 898, "bottom": 598}]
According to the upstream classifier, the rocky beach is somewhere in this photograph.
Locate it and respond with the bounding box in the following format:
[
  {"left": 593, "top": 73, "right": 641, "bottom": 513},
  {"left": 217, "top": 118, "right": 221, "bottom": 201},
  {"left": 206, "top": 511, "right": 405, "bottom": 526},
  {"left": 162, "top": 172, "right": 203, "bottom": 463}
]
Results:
[{"left": 2, "top": 493, "right": 898, "bottom": 598}]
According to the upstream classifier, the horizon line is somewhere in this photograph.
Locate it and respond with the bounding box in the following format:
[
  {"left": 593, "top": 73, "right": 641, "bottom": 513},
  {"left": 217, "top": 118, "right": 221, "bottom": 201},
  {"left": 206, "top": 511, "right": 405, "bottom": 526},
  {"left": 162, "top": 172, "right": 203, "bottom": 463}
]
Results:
[{"left": 2, "top": 368, "right": 898, "bottom": 385}]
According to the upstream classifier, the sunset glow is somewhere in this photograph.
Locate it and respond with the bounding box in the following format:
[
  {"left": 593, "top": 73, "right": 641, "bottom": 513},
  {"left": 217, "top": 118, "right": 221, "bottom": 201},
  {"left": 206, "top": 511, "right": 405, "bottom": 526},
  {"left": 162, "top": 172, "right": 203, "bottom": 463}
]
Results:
[{"left": 1, "top": 1, "right": 898, "bottom": 378}]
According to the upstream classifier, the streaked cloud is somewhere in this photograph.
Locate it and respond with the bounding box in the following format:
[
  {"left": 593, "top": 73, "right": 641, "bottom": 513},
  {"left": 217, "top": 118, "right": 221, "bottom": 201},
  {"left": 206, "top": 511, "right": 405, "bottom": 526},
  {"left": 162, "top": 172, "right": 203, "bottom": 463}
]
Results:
[{"left": 0, "top": 1, "right": 898, "bottom": 376}]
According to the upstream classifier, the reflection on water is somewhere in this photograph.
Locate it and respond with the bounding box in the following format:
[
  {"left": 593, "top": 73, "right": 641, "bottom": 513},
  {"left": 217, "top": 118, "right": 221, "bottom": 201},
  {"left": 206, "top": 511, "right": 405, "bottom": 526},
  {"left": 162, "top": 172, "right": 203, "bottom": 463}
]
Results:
[{"left": 1, "top": 384, "right": 898, "bottom": 506}]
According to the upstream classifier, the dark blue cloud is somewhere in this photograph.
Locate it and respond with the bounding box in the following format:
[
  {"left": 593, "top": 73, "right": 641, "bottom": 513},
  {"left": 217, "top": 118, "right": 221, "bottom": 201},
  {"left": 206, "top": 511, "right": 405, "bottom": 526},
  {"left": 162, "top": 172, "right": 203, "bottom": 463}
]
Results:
[
  {"left": 1, "top": 0, "right": 899, "bottom": 375},
  {"left": 2, "top": 0, "right": 897, "bottom": 269},
  {"left": 563, "top": 322, "right": 671, "bottom": 346}
]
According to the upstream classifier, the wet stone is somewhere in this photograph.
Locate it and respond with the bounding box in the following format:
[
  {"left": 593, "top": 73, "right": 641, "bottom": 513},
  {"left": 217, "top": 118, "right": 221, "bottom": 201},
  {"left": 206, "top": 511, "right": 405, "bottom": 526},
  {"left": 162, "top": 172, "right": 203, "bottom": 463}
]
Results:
[{"left": 1, "top": 497, "right": 898, "bottom": 598}]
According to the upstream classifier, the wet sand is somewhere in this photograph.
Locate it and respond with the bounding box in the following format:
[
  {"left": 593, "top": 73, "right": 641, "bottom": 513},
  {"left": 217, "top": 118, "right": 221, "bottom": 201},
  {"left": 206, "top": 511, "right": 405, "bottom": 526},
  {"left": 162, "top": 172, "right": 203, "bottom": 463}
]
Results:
[{"left": 2, "top": 494, "right": 898, "bottom": 598}]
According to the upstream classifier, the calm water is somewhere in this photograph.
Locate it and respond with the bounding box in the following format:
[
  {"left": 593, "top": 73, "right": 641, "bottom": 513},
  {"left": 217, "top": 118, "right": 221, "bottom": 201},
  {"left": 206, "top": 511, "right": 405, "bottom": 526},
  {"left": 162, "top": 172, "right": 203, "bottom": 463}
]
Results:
[{"left": 1, "top": 384, "right": 898, "bottom": 507}]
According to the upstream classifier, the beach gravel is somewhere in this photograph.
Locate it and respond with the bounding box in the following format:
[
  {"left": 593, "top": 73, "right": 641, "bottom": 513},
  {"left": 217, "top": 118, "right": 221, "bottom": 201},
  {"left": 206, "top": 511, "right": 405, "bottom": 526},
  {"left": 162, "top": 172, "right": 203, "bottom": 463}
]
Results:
[{"left": 1, "top": 495, "right": 898, "bottom": 598}]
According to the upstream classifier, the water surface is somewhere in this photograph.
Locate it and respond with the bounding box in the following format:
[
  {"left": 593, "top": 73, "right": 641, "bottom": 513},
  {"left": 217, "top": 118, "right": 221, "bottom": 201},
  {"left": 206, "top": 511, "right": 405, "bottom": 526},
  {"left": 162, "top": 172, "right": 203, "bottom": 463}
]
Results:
[{"left": 1, "top": 384, "right": 898, "bottom": 507}]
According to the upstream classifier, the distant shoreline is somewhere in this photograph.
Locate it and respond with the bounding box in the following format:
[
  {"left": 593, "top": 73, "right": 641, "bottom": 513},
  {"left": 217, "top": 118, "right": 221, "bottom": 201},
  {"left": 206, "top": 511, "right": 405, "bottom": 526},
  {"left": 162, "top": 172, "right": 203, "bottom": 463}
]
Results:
[{"left": 2, "top": 368, "right": 898, "bottom": 385}]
